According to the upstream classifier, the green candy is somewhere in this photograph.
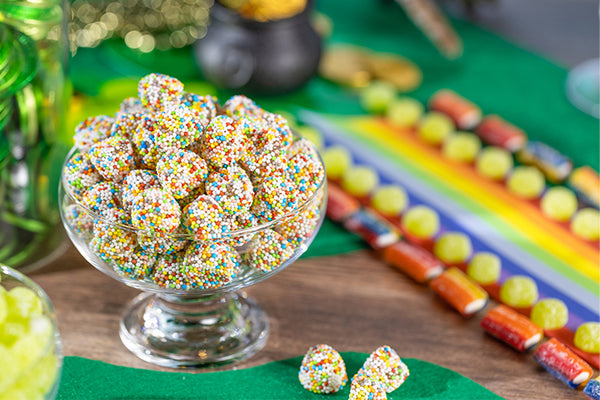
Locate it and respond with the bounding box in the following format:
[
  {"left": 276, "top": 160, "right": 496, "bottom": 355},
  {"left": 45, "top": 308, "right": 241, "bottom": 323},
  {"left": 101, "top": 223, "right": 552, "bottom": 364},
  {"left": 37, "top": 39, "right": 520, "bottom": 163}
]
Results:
[
  {"left": 467, "top": 252, "right": 501, "bottom": 285},
  {"left": 574, "top": 322, "right": 600, "bottom": 353},
  {"left": 360, "top": 81, "right": 397, "bottom": 114},
  {"left": 499, "top": 275, "right": 538, "bottom": 308},
  {"left": 530, "top": 298, "right": 568, "bottom": 330}
]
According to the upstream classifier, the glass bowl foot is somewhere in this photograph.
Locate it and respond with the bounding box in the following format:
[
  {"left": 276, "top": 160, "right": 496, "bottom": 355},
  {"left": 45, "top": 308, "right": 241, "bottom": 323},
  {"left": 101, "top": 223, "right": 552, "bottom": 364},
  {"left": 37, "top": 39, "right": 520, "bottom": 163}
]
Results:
[{"left": 119, "top": 291, "right": 269, "bottom": 368}]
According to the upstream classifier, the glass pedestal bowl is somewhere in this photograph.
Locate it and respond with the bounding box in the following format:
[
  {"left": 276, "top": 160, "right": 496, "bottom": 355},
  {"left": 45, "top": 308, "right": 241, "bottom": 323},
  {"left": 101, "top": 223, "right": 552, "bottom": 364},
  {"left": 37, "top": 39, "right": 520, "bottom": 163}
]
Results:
[
  {"left": 59, "top": 148, "right": 326, "bottom": 368},
  {"left": 0, "top": 264, "right": 62, "bottom": 399}
]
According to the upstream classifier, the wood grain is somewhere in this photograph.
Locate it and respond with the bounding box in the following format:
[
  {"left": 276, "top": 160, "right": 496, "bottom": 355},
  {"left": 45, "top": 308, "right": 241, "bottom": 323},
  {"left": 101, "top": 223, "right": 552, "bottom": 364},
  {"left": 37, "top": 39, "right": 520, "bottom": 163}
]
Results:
[{"left": 31, "top": 244, "right": 590, "bottom": 399}]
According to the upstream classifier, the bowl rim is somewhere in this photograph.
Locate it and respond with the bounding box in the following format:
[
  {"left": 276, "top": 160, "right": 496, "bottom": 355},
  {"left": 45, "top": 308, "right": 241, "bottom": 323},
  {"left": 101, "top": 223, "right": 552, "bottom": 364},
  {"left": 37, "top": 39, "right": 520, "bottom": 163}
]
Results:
[{"left": 60, "top": 138, "right": 326, "bottom": 240}]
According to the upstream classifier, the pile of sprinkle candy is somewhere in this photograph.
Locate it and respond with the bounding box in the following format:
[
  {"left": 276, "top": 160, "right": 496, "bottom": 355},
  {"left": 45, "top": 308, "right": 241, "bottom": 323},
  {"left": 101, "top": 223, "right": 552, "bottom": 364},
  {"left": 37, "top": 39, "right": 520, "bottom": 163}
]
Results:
[{"left": 63, "top": 73, "right": 325, "bottom": 290}]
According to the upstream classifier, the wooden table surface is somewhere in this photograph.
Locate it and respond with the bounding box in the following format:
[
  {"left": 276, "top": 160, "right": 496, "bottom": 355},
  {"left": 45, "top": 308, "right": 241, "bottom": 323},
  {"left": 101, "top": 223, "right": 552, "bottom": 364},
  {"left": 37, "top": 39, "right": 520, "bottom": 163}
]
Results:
[{"left": 31, "top": 243, "right": 591, "bottom": 399}]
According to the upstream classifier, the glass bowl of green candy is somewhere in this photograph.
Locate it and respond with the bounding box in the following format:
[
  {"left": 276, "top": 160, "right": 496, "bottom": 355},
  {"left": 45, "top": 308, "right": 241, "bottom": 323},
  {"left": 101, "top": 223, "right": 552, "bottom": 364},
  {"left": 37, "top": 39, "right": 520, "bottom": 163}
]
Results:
[{"left": 0, "top": 264, "right": 62, "bottom": 400}]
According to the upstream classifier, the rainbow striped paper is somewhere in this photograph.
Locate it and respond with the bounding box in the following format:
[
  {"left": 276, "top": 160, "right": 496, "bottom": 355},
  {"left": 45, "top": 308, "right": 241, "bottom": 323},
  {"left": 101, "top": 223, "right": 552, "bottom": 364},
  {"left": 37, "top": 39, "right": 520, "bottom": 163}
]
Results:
[{"left": 300, "top": 110, "right": 599, "bottom": 330}]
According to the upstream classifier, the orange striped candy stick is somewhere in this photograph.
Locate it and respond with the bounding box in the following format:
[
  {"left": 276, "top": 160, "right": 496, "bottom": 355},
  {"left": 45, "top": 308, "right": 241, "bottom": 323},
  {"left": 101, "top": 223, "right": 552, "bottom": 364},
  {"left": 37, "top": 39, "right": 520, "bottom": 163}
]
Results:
[
  {"left": 429, "top": 267, "right": 488, "bottom": 317},
  {"left": 480, "top": 304, "right": 542, "bottom": 352},
  {"left": 382, "top": 241, "right": 443, "bottom": 283}
]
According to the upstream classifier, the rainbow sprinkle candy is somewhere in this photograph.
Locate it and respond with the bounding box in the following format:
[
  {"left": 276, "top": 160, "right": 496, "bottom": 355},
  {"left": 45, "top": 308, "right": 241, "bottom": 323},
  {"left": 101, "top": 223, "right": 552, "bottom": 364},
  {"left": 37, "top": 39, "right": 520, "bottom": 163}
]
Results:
[
  {"left": 298, "top": 344, "right": 348, "bottom": 394},
  {"left": 354, "top": 345, "right": 410, "bottom": 393}
]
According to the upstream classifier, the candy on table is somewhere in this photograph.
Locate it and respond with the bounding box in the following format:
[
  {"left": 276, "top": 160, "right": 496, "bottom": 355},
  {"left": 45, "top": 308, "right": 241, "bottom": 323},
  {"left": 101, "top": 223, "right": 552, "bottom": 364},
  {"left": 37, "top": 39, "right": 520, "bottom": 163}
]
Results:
[
  {"left": 480, "top": 305, "right": 542, "bottom": 352},
  {"left": 205, "top": 163, "right": 253, "bottom": 215},
  {"left": 401, "top": 205, "right": 440, "bottom": 240},
  {"left": 242, "top": 229, "right": 294, "bottom": 273},
  {"left": 382, "top": 241, "right": 443, "bottom": 283},
  {"left": 499, "top": 275, "right": 539, "bottom": 308},
  {"left": 433, "top": 232, "right": 472, "bottom": 265},
  {"left": 442, "top": 132, "right": 482, "bottom": 163},
  {"left": 343, "top": 208, "right": 400, "bottom": 249},
  {"left": 349, "top": 375, "right": 387, "bottom": 400},
  {"left": 417, "top": 111, "right": 455, "bottom": 145},
  {"left": 220, "top": 94, "right": 263, "bottom": 119},
  {"left": 88, "top": 135, "right": 136, "bottom": 183},
  {"left": 131, "top": 187, "right": 181, "bottom": 234},
  {"left": 475, "top": 146, "right": 514, "bottom": 181},
  {"left": 475, "top": 115, "right": 527, "bottom": 152},
  {"left": 326, "top": 184, "right": 361, "bottom": 221},
  {"left": 355, "top": 345, "right": 410, "bottom": 393},
  {"left": 155, "top": 103, "right": 203, "bottom": 150},
  {"left": 360, "top": 80, "right": 397, "bottom": 114},
  {"left": 568, "top": 166, "right": 600, "bottom": 209},
  {"left": 467, "top": 252, "right": 501, "bottom": 285},
  {"left": 516, "top": 141, "right": 573, "bottom": 183},
  {"left": 341, "top": 165, "right": 379, "bottom": 197},
  {"left": 428, "top": 89, "right": 482, "bottom": 130},
  {"left": 534, "top": 338, "right": 593, "bottom": 389},
  {"left": 574, "top": 322, "right": 600, "bottom": 354},
  {"left": 63, "top": 204, "right": 94, "bottom": 241},
  {"left": 251, "top": 174, "right": 298, "bottom": 224},
  {"left": 73, "top": 114, "right": 115, "bottom": 153},
  {"left": 530, "top": 298, "right": 569, "bottom": 331},
  {"left": 180, "top": 241, "right": 239, "bottom": 289},
  {"left": 386, "top": 97, "right": 424, "bottom": 128},
  {"left": 81, "top": 181, "right": 121, "bottom": 215},
  {"left": 429, "top": 267, "right": 488, "bottom": 317},
  {"left": 322, "top": 145, "right": 353, "bottom": 180},
  {"left": 137, "top": 72, "right": 184, "bottom": 111},
  {"left": 506, "top": 166, "right": 546, "bottom": 199},
  {"left": 156, "top": 149, "right": 209, "bottom": 199},
  {"left": 63, "top": 152, "right": 102, "bottom": 200},
  {"left": 298, "top": 344, "right": 348, "bottom": 394},
  {"left": 540, "top": 187, "right": 578, "bottom": 222},
  {"left": 371, "top": 184, "right": 408, "bottom": 217},
  {"left": 182, "top": 195, "right": 227, "bottom": 240},
  {"left": 91, "top": 207, "right": 138, "bottom": 263},
  {"left": 571, "top": 208, "right": 600, "bottom": 241},
  {"left": 180, "top": 92, "right": 218, "bottom": 127},
  {"left": 132, "top": 112, "right": 161, "bottom": 169},
  {"left": 584, "top": 377, "right": 600, "bottom": 400},
  {"left": 121, "top": 169, "right": 159, "bottom": 212}
]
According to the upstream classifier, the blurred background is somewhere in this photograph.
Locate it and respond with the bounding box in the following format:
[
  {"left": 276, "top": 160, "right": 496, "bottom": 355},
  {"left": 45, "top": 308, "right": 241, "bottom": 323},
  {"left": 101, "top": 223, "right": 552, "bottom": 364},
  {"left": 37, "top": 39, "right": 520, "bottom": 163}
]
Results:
[{"left": 0, "top": 0, "right": 597, "bottom": 272}]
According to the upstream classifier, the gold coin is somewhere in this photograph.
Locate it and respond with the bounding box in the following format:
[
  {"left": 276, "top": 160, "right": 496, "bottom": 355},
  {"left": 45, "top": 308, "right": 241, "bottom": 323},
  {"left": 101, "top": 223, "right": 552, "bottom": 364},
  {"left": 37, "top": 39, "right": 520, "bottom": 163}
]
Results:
[
  {"left": 318, "top": 45, "right": 372, "bottom": 88},
  {"left": 367, "top": 53, "right": 422, "bottom": 92}
]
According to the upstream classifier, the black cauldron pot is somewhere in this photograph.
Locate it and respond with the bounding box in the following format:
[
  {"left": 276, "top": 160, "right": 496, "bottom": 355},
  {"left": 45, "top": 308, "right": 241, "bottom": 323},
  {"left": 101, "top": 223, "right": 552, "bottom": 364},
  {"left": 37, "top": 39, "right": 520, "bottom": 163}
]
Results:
[{"left": 194, "top": 1, "right": 322, "bottom": 95}]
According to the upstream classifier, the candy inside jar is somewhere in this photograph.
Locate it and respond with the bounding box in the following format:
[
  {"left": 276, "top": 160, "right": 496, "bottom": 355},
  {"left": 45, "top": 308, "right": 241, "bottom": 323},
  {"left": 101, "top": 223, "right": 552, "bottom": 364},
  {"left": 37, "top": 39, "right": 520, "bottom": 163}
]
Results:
[{"left": 59, "top": 73, "right": 327, "bottom": 367}]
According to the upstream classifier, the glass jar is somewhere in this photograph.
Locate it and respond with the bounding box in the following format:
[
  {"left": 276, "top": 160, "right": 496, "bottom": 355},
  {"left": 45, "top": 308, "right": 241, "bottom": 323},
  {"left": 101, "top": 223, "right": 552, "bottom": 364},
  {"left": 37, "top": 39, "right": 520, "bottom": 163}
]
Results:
[
  {"left": 0, "top": 0, "right": 71, "bottom": 271},
  {"left": 0, "top": 264, "right": 63, "bottom": 399}
]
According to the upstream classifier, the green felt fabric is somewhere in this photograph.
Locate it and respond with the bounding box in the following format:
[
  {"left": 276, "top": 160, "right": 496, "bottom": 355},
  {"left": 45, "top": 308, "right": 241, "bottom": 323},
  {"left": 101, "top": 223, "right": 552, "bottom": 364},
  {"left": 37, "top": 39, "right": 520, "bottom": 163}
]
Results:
[{"left": 57, "top": 353, "right": 504, "bottom": 399}]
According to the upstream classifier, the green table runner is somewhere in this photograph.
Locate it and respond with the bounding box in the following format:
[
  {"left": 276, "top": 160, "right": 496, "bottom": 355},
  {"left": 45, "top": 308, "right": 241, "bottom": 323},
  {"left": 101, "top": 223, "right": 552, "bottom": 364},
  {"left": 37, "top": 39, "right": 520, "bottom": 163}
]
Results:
[{"left": 57, "top": 353, "right": 503, "bottom": 399}]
